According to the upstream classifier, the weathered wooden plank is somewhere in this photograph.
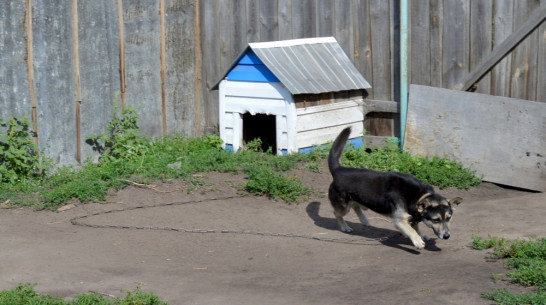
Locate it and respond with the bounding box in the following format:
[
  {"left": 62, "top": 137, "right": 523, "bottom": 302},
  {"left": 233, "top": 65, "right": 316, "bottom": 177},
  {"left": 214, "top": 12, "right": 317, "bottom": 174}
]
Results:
[
  {"left": 32, "top": 1, "right": 77, "bottom": 164},
  {"left": 489, "top": 0, "right": 513, "bottom": 97},
  {"left": 78, "top": 0, "right": 120, "bottom": 161},
  {"left": 200, "top": 0, "right": 220, "bottom": 133},
  {"left": 296, "top": 122, "right": 364, "bottom": 150},
  {"left": 442, "top": 0, "right": 470, "bottom": 90},
  {"left": 369, "top": 0, "right": 391, "bottom": 100},
  {"left": 510, "top": 0, "right": 540, "bottom": 101},
  {"left": 291, "top": 0, "right": 316, "bottom": 38},
  {"left": 122, "top": 0, "right": 162, "bottom": 138},
  {"left": 538, "top": 1, "right": 546, "bottom": 102},
  {"left": 260, "top": 0, "right": 278, "bottom": 42},
  {"left": 429, "top": 0, "right": 443, "bottom": 88},
  {"left": 469, "top": 0, "right": 492, "bottom": 94},
  {"left": 164, "top": 0, "right": 197, "bottom": 137},
  {"left": 316, "top": 0, "right": 334, "bottom": 37},
  {"left": 0, "top": 2, "right": 30, "bottom": 120},
  {"left": 295, "top": 101, "right": 363, "bottom": 132},
  {"left": 219, "top": 0, "right": 246, "bottom": 70},
  {"left": 464, "top": 2, "right": 546, "bottom": 95},
  {"left": 410, "top": 0, "right": 430, "bottom": 86},
  {"left": 277, "top": 0, "right": 292, "bottom": 40},
  {"left": 353, "top": 0, "right": 373, "bottom": 99},
  {"left": 246, "top": 0, "right": 259, "bottom": 42},
  {"left": 405, "top": 84, "right": 546, "bottom": 191},
  {"left": 334, "top": 0, "right": 353, "bottom": 62}
]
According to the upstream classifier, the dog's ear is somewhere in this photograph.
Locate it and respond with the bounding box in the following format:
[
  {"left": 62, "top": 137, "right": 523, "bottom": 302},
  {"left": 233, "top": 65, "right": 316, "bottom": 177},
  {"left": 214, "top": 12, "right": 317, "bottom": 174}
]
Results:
[
  {"left": 416, "top": 193, "right": 432, "bottom": 213},
  {"left": 448, "top": 197, "right": 463, "bottom": 210}
]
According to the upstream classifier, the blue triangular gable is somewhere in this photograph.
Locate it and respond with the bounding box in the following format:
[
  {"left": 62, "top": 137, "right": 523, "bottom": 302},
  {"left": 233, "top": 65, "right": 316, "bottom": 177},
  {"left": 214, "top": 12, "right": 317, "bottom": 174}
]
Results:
[{"left": 227, "top": 50, "right": 279, "bottom": 82}]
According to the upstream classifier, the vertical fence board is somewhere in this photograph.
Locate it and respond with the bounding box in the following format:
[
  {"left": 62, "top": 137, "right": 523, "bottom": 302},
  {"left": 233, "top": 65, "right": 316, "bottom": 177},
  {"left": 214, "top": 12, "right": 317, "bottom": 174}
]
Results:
[
  {"left": 122, "top": 0, "right": 162, "bottom": 138},
  {"left": 369, "top": 0, "right": 391, "bottom": 100},
  {"left": 316, "top": 0, "right": 334, "bottom": 37},
  {"left": 292, "top": 0, "right": 316, "bottom": 38},
  {"left": 164, "top": 0, "right": 197, "bottom": 136},
  {"left": 77, "top": 0, "right": 120, "bottom": 161},
  {"left": 0, "top": 2, "right": 30, "bottom": 120},
  {"left": 353, "top": 0, "right": 373, "bottom": 99},
  {"left": 32, "top": 1, "right": 77, "bottom": 164},
  {"left": 335, "top": 1, "right": 353, "bottom": 62},
  {"left": 490, "top": 0, "right": 513, "bottom": 97},
  {"left": 429, "top": 0, "right": 443, "bottom": 88},
  {"left": 246, "top": 0, "right": 259, "bottom": 42},
  {"left": 219, "top": 0, "right": 246, "bottom": 72},
  {"left": 510, "top": 0, "right": 540, "bottom": 101},
  {"left": 538, "top": 1, "right": 546, "bottom": 102},
  {"left": 410, "top": 0, "right": 430, "bottom": 86},
  {"left": 470, "top": 0, "right": 492, "bottom": 94},
  {"left": 200, "top": 0, "right": 219, "bottom": 133},
  {"left": 278, "top": 0, "right": 292, "bottom": 40},
  {"left": 442, "top": 0, "right": 470, "bottom": 90},
  {"left": 260, "top": 0, "right": 278, "bottom": 41}
]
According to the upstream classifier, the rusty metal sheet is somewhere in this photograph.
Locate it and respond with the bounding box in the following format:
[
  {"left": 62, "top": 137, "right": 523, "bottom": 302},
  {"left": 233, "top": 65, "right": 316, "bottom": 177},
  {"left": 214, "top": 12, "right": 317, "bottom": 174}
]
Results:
[{"left": 405, "top": 84, "right": 546, "bottom": 191}]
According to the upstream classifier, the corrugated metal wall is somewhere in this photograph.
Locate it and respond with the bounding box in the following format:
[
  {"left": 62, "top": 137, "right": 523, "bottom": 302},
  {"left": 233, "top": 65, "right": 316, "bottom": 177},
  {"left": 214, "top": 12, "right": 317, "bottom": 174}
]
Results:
[{"left": 0, "top": 0, "right": 544, "bottom": 164}]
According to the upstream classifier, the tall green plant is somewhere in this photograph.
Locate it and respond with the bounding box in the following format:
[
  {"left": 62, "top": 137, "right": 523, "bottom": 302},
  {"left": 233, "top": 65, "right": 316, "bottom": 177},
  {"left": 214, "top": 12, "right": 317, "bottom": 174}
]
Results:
[
  {"left": 0, "top": 115, "right": 46, "bottom": 183},
  {"left": 86, "top": 100, "right": 150, "bottom": 163}
]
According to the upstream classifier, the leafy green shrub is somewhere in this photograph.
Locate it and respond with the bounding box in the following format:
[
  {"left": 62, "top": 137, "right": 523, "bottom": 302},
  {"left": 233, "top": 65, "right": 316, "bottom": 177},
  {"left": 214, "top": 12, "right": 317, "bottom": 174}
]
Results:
[
  {"left": 86, "top": 103, "right": 150, "bottom": 163},
  {"left": 0, "top": 115, "right": 47, "bottom": 183},
  {"left": 243, "top": 168, "right": 311, "bottom": 203},
  {"left": 341, "top": 142, "right": 481, "bottom": 189}
]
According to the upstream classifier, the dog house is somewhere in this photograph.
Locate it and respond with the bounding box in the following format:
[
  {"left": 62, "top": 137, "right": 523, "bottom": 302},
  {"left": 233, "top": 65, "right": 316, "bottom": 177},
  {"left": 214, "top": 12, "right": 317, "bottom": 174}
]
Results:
[{"left": 211, "top": 37, "right": 372, "bottom": 154}]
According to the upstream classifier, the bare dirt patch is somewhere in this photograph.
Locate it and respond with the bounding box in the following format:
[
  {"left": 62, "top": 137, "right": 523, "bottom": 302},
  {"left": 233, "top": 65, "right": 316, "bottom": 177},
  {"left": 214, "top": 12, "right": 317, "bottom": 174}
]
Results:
[{"left": 0, "top": 167, "right": 543, "bottom": 304}]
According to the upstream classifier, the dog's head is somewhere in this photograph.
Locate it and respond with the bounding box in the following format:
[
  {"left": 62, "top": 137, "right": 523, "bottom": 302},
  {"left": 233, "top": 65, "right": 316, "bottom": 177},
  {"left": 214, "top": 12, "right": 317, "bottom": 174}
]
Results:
[{"left": 416, "top": 193, "right": 463, "bottom": 240}]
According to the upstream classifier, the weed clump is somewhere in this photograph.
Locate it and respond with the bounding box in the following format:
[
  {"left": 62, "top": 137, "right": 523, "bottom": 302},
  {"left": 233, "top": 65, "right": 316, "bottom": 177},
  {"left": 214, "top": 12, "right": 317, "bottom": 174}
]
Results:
[{"left": 471, "top": 235, "right": 546, "bottom": 304}]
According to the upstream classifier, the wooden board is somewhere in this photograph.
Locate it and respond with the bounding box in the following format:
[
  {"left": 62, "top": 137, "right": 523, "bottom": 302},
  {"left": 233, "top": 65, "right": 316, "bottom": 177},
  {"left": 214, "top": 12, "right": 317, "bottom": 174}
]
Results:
[
  {"left": 32, "top": 1, "right": 77, "bottom": 164},
  {"left": 405, "top": 85, "right": 546, "bottom": 191},
  {"left": 0, "top": 2, "right": 30, "bottom": 119}
]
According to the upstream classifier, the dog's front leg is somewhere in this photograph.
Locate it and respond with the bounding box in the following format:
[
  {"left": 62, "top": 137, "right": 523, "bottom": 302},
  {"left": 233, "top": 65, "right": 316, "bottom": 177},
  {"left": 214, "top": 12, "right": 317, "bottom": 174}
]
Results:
[
  {"left": 411, "top": 223, "right": 431, "bottom": 241},
  {"left": 393, "top": 211, "right": 425, "bottom": 249}
]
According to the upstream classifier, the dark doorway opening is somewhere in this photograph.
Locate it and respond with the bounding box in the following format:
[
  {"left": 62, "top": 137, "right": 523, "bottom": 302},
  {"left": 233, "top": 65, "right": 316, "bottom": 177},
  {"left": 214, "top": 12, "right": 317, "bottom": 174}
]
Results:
[{"left": 242, "top": 112, "right": 276, "bottom": 153}]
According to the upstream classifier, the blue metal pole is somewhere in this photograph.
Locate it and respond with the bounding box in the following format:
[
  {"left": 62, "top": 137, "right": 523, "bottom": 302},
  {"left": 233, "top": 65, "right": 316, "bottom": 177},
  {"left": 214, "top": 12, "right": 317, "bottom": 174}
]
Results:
[{"left": 400, "top": 0, "right": 409, "bottom": 149}]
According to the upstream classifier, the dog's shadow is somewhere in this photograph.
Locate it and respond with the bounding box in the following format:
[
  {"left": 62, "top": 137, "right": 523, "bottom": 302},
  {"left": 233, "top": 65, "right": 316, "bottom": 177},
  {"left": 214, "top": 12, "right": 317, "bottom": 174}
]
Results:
[{"left": 305, "top": 201, "right": 442, "bottom": 254}]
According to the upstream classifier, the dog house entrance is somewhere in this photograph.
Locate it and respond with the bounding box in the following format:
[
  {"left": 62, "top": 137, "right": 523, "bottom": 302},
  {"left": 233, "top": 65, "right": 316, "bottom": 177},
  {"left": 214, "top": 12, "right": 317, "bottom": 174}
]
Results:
[{"left": 242, "top": 112, "right": 276, "bottom": 153}]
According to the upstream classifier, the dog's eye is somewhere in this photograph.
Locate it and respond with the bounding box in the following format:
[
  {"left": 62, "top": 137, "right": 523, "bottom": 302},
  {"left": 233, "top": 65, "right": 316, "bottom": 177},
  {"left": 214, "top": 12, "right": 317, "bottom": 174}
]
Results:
[{"left": 432, "top": 219, "right": 441, "bottom": 224}]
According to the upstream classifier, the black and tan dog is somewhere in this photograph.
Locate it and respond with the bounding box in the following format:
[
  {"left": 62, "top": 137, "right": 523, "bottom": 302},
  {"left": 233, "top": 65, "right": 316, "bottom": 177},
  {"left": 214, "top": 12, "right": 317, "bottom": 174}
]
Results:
[{"left": 328, "top": 127, "right": 462, "bottom": 249}]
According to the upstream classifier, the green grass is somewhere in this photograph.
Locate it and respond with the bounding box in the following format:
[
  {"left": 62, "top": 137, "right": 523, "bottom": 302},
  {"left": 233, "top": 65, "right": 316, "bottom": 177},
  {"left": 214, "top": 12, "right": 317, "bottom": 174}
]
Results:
[
  {"left": 471, "top": 235, "right": 546, "bottom": 304},
  {"left": 0, "top": 134, "right": 482, "bottom": 209},
  {"left": 1, "top": 109, "right": 481, "bottom": 209},
  {"left": 0, "top": 284, "right": 168, "bottom": 305}
]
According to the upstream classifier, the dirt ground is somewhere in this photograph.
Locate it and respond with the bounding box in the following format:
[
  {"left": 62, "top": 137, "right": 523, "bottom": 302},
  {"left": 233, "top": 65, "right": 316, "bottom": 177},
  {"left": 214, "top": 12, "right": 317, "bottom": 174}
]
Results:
[{"left": 1, "top": 164, "right": 544, "bottom": 305}]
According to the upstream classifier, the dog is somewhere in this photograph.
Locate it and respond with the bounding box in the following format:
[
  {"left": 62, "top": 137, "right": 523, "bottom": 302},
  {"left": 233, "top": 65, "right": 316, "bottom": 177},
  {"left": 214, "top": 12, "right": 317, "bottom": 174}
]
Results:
[{"left": 328, "top": 127, "right": 462, "bottom": 249}]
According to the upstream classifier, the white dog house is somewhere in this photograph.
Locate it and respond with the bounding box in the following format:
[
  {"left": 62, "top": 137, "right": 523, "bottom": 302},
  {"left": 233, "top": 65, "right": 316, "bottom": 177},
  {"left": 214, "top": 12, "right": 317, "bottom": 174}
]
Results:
[{"left": 211, "top": 37, "right": 372, "bottom": 154}]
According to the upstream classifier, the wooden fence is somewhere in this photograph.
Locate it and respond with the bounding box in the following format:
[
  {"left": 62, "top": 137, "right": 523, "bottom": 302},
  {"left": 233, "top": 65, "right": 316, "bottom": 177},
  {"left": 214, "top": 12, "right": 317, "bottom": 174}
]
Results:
[{"left": 1, "top": 0, "right": 545, "bottom": 164}]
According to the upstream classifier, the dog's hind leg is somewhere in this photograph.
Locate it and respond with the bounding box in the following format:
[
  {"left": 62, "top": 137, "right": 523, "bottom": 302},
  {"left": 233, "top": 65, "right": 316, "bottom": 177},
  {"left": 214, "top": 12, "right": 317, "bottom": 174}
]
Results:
[
  {"left": 352, "top": 204, "right": 370, "bottom": 226},
  {"left": 334, "top": 206, "right": 354, "bottom": 233}
]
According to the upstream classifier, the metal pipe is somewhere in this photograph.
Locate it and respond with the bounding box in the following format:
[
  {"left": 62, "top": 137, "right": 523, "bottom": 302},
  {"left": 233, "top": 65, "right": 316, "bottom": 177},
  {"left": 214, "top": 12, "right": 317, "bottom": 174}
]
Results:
[{"left": 400, "top": 0, "right": 409, "bottom": 148}]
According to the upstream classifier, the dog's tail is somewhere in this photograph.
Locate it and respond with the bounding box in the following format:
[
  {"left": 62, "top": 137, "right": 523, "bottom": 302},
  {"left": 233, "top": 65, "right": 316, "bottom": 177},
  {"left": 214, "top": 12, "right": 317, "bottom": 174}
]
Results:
[{"left": 328, "top": 127, "right": 351, "bottom": 176}]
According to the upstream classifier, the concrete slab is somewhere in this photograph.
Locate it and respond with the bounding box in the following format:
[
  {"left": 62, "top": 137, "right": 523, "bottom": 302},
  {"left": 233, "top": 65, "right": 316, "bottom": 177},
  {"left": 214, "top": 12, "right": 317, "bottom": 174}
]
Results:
[{"left": 405, "top": 84, "right": 546, "bottom": 191}]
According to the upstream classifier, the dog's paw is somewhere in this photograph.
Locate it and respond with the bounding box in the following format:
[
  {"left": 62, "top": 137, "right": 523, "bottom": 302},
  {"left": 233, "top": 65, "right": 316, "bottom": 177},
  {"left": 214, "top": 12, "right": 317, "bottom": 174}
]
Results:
[
  {"left": 340, "top": 224, "right": 354, "bottom": 233},
  {"left": 413, "top": 238, "right": 426, "bottom": 249}
]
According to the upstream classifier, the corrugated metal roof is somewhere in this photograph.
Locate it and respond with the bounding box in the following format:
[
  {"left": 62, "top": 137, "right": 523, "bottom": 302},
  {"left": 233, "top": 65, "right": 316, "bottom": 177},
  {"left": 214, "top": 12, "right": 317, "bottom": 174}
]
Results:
[{"left": 211, "top": 37, "right": 371, "bottom": 95}]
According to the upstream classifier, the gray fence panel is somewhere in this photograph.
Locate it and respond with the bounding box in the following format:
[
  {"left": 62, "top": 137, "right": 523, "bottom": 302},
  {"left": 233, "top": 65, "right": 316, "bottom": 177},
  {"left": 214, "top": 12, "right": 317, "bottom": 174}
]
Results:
[
  {"left": 78, "top": 0, "right": 120, "bottom": 161},
  {"left": 0, "top": 2, "right": 30, "bottom": 120},
  {"left": 164, "top": 0, "right": 197, "bottom": 137},
  {"left": 123, "top": 0, "right": 162, "bottom": 138},
  {"left": 32, "top": 1, "right": 77, "bottom": 164}
]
